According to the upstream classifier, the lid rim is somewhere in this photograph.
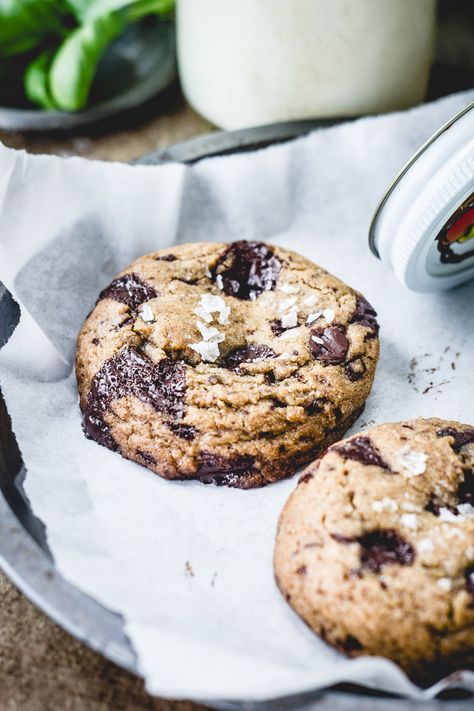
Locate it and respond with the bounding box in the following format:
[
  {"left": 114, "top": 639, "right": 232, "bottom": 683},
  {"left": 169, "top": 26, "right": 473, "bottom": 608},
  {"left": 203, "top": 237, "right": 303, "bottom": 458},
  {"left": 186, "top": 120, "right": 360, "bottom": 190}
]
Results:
[{"left": 368, "top": 100, "right": 474, "bottom": 260}]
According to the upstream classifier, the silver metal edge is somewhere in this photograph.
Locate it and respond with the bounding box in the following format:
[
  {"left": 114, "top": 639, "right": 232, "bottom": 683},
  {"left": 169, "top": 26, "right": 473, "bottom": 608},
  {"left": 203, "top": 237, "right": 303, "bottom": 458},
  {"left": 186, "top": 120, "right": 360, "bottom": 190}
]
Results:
[{"left": 368, "top": 101, "right": 474, "bottom": 259}]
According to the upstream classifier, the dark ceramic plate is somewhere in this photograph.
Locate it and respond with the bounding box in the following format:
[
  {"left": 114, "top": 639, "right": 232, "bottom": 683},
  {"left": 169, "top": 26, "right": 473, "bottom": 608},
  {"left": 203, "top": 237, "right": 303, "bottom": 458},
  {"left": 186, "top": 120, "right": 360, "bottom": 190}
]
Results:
[
  {"left": 0, "top": 19, "right": 176, "bottom": 132},
  {"left": 0, "top": 118, "right": 473, "bottom": 710}
]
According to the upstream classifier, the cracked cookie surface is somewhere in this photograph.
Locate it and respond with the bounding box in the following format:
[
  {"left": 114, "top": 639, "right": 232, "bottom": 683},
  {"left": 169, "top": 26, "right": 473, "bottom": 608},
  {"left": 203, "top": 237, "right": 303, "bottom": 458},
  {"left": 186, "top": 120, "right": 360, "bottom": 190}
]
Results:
[
  {"left": 76, "top": 240, "right": 379, "bottom": 488},
  {"left": 274, "top": 418, "right": 474, "bottom": 676}
]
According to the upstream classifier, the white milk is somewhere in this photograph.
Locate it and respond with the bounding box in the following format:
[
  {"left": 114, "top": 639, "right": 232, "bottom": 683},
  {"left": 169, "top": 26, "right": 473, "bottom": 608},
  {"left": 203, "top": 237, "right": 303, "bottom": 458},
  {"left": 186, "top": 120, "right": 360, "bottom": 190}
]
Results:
[{"left": 177, "top": 0, "right": 437, "bottom": 129}]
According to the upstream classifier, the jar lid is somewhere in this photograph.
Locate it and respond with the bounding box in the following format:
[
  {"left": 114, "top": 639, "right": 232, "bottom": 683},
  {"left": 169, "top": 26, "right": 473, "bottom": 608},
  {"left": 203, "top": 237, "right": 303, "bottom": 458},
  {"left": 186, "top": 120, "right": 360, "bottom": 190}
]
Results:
[{"left": 369, "top": 101, "right": 474, "bottom": 292}]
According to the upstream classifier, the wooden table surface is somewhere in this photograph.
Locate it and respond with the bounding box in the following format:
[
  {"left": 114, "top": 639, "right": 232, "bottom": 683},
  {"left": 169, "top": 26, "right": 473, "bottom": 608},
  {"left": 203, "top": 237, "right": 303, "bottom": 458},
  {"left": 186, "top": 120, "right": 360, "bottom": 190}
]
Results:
[{"left": 0, "top": 86, "right": 213, "bottom": 711}]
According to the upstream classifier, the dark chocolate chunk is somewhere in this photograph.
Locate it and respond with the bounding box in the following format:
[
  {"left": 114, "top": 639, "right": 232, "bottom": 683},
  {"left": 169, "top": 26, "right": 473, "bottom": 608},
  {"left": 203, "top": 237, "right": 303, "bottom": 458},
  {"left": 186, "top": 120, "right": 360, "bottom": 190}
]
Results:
[
  {"left": 265, "top": 371, "right": 276, "bottom": 385},
  {"left": 458, "top": 469, "right": 474, "bottom": 506},
  {"left": 466, "top": 565, "right": 474, "bottom": 595},
  {"left": 358, "top": 529, "right": 415, "bottom": 572},
  {"left": 83, "top": 347, "right": 186, "bottom": 450},
  {"left": 437, "top": 427, "right": 474, "bottom": 452},
  {"left": 342, "top": 635, "right": 363, "bottom": 653},
  {"left": 98, "top": 273, "right": 157, "bottom": 310},
  {"left": 345, "top": 357, "right": 366, "bottom": 382},
  {"left": 425, "top": 498, "right": 458, "bottom": 517},
  {"left": 223, "top": 344, "right": 276, "bottom": 370},
  {"left": 299, "top": 472, "right": 314, "bottom": 485},
  {"left": 211, "top": 240, "right": 281, "bottom": 300},
  {"left": 309, "top": 325, "right": 348, "bottom": 365},
  {"left": 350, "top": 296, "right": 379, "bottom": 333},
  {"left": 306, "top": 398, "right": 326, "bottom": 415},
  {"left": 194, "top": 451, "right": 256, "bottom": 486},
  {"left": 137, "top": 450, "right": 156, "bottom": 466},
  {"left": 296, "top": 565, "right": 307, "bottom": 575},
  {"left": 333, "top": 436, "right": 390, "bottom": 470},
  {"left": 156, "top": 254, "right": 177, "bottom": 262},
  {"left": 168, "top": 422, "right": 197, "bottom": 441}
]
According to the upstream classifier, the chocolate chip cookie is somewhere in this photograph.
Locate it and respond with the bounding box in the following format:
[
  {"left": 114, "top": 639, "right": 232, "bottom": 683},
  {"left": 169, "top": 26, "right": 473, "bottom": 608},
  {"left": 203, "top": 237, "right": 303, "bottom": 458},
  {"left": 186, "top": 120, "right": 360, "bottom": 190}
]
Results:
[
  {"left": 274, "top": 418, "right": 474, "bottom": 676},
  {"left": 76, "top": 240, "right": 379, "bottom": 487}
]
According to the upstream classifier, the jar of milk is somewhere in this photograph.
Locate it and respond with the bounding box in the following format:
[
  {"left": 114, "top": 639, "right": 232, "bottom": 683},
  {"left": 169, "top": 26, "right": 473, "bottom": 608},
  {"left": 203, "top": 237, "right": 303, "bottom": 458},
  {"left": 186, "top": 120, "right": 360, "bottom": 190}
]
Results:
[{"left": 177, "top": 0, "right": 437, "bottom": 130}]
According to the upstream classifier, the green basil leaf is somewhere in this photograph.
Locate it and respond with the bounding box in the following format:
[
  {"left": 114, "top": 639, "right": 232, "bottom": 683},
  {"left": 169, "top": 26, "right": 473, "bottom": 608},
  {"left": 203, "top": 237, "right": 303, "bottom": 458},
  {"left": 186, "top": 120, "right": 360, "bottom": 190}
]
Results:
[
  {"left": 0, "top": 0, "right": 71, "bottom": 57},
  {"left": 24, "top": 50, "right": 57, "bottom": 109},
  {"left": 48, "top": 13, "right": 125, "bottom": 111}
]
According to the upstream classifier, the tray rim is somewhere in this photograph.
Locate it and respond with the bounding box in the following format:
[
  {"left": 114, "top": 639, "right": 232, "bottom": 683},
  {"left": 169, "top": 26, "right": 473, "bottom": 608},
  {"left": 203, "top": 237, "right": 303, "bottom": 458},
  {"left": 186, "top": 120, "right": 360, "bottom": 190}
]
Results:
[{"left": 0, "top": 122, "right": 473, "bottom": 710}]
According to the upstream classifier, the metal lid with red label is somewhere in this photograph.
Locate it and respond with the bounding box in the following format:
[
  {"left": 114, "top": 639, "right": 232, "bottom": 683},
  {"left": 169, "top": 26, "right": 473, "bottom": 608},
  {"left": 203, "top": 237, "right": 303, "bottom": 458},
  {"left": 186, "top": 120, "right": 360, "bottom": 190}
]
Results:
[{"left": 369, "top": 101, "right": 474, "bottom": 292}]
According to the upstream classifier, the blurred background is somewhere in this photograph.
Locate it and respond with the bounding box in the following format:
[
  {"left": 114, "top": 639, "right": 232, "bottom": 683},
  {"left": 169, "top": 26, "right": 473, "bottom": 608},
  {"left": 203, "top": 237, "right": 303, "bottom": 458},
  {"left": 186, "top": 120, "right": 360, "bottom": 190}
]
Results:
[{"left": 0, "top": 0, "right": 472, "bottom": 162}]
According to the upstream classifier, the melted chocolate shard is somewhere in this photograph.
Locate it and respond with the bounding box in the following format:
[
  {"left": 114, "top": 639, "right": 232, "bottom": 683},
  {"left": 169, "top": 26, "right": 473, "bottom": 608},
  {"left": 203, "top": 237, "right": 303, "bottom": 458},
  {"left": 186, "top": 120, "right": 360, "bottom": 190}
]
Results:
[
  {"left": 345, "top": 357, "right": 366, "bottom": 382},
  {"left": 458, "top": 469, "right": 474, "bottom": 506},
  {"left": 211, "top": 240, "right": 281, "bottom": 300},
  {"left": 309, "top": 324, "right": 348, "bottom": 364},
  {"left": 299, "top": 471, "right": 314, "bottom": 485},
  {"left": 466, "top": 565, "right": 474, "bottom": 596},
  {"left": 137, "top": 450, "right": 156, "bottom": 466},
  {"left": 333, "top": 436, "right": 390, "bottom": 470},
  {"left": 98, "top": 273, "right": 157, "bottom": 310},
  {"left": 350, "top": 296, "right": 379, "bottom": 333},
  {"left": 332, "top": 529, "right": 414, "bottom": 573},
  {"left": 223, "top": 344, "right": 276, "bottom": 370},
  {"left": 168, "top": 422, "right": 197, "bottom": 441},
  {"left": 194, "top": 451, "right": 256, "bottom": 486},
  {"left": 359, "top": 529, "right": 415, "bottom": 572},
  {"left": 83, "top": 347, "right": 186, "bottom": 450},
  {"left": 156, "top": 254, "right": 177, "bottom": 262},
  {"left": 437, "top": 427, "right": 474, "bottom": 452}
]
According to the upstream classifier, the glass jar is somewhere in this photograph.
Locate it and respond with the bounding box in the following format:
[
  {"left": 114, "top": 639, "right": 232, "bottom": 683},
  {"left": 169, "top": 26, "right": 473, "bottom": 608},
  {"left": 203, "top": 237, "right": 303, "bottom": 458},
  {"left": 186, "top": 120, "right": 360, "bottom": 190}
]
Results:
[
  {"left": 370, "top": 101, "right": 474, "bottom": 292},
  {"left": 177, "top": 0, "right": 437, "bottom": 130}
]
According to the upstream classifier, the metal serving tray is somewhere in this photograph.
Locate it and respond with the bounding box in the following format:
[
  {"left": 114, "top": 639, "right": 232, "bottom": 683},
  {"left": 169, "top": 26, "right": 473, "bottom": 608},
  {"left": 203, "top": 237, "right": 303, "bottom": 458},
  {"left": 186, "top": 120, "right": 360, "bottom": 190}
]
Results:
[{"left": 0, "top": 119, "right": 473, "bottom": 711}]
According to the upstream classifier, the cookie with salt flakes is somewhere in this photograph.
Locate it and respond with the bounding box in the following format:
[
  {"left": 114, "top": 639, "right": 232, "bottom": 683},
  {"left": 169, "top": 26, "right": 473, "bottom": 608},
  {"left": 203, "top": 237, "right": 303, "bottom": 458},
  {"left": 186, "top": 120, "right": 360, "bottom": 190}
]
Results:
[
  {"left": 76, "top": 240, "right": 379, "bottom": 487},
  {"left": 274, "top": 418, "right": 474, "bottom": 676}
]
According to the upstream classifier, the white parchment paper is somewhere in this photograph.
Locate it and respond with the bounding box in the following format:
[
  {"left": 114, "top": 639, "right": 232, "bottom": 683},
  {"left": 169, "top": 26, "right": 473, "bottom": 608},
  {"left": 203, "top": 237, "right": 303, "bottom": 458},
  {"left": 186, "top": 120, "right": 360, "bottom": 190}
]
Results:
[{"left": 1, "top": 91, "right": 474, "bottom": 703}]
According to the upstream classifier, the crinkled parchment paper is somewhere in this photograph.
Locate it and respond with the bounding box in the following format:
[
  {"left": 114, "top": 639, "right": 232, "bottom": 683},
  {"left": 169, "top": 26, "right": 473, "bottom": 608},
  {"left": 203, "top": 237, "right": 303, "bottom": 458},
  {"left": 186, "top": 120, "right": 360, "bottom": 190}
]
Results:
[{"left": 0, "top": 91, "right": 474, "bottom": 703}]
